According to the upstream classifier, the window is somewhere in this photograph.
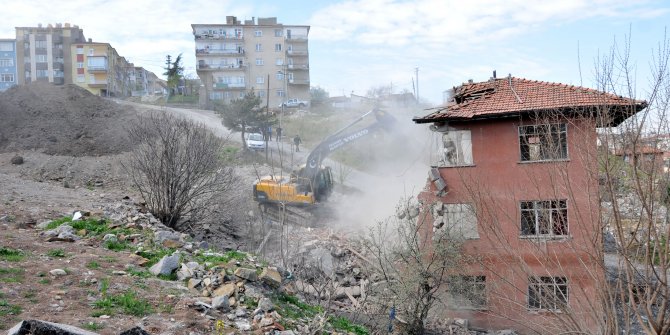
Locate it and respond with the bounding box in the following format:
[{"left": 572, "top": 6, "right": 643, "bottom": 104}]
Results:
[
  {"left": 255, "top": 58, "right": 264, "bottom": 66},
  {"left": 276, "top": 72, "right": 284, "bottom": 80},
  {"left": 35, "top": 54, "right": 47, "bottom": 62},
  {"left": 258, "top": 90, "right": 266, "bottom": 98},
  {"left": 528, "top": 277, "right": 568, "bottom": 310},
  {"left": 256, "top": 76, "right": 264, "bottom": 84},
  {"left": 441, "top": 203, "right": 479, "bottom": 239},
  {"left": 87, "top": 56, "right": 107, "bottom": 70},
  {"left": 277, "top": 89, "right": 285, "bottom": 97},
  {"left": 276, "top": 58, "right": 284, "bottom": 66},
  {"left": 274, "top": 29, "right": 283, "bottom": 37},
  {"left": 88, "top": 48, "right": 94, "bottom": 56},
  {"left": 77, "top": 62, "right": 84, "bottom": 69},
  {"left": 34, "top": 40, "right": 47, "bottom": 48},
  {"left": 76, "top": 74, "right": 85, "bottom": 83},
  {"left": 234, "top": 28, "right": 242, "bottom": 38},
  {"left": 76, "top": 47, "right": 84, "bottom": 54},
  {"left": 442, "top": 130, "right": 473, "bottom": 166},
  {"left": 0, "top": 42, "right": 13, "bottom": 52},
  {"left": 0, "top": 59, "right": 13, "bottom": 67},
  {"left": 519, "top": 123, "right": 567, "bottom": 162},
  {"left": 255, "top": 43, "right": 262, "bottom": 52},
  {"left": 36, "top": 69, "right": 48, "bottom": 78},
  {"left": 275, "top": 43, "right": 282, "bottom": 52},
  {"left": 520, "top": 200, "right": 567, "bottom": 237},
  {"left": 254, "top": 30, "right": 262, "bottom": 37},
  {"left": 1, "top": 74, "right": 14, "bottom": 82},
  {"left": 448, "top": 276, "right": 487, "bottom": 309}
]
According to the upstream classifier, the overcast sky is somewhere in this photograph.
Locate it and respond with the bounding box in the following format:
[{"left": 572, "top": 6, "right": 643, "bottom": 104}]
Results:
[{"left": 3, "top": 0, "right": 669, "bottom": 105}]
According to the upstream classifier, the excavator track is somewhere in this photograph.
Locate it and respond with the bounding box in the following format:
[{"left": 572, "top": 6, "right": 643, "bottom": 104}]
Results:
[{"left": 259, "top": 202, "right": 335, "bottom": 227}]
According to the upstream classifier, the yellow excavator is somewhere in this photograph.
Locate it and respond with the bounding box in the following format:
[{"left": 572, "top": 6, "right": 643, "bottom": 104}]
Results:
[{"left": 252, "top": 108, "right": 397, "bottom": 225}]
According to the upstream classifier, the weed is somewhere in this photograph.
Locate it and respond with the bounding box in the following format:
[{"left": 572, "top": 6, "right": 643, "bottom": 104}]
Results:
[
  {"left": 86, "top": 261, "right": 101, "bottom": 269},
  {"left": 127, "top": 269, "right": 151, "bottom": 278},
  {"left": 329, "top": 316, "right": 369, "bottom": 335},
  {"left": 0, "top": 267, "right": 24, "bottom": 283},
  {"left": 0, "top": 247, "right": 25, "bottom": 262},
  {"left": 83, "top": 321, "right": 105, "bottom": 331},
  {"left": 22, "top": 290, "right": 37, "bottom": 303},
  {"left": 137, "top": 248, "right": 176, "bottom": 268},
  {"left": 104, "top": 240, "right": 129, "bottom": 251},
  {"left": 196, "top": 250, "right": 246, "bottom": 266},
  {"left": 273, "top": 292, "right": 323, "bottom": 319},
  {"left": 45, "top": 216, "right": 110, "bottom": 236},
  {"left": 102, "top": 256, "right": 117, "bottom": 263},
  {"left": 99, "top": 278, "right": 110, "bottom": 296},
  {"left": 159, "top": 303, "right": 174, "bottom": 314},
  {"left": 0, "top": 298, "right": 22, "bottom": 317},
  {"left": 93, "top": 291, "right": 153, "bottom": 317},
  {"left": 38, "top": 278, "right": 51, "bottom": 285},
  {"left": 47, "top": 248, "right": 66, "bottom": 258},
  {"left": 157, "top": 272, "right": 178, "bottom": 281}
]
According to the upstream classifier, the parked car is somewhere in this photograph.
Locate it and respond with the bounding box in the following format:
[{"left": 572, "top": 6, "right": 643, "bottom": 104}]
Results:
[
  {"left": 279, "top": 98, "right": 309, "bottom": 108},
  {"left": 246, "top": 133, "right": 266, "bottom": 151}
]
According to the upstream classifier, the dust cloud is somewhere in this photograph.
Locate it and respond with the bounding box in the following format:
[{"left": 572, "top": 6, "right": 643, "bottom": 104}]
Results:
[{"left": 329, "top": 107, "right": 437, "bottom": 234}]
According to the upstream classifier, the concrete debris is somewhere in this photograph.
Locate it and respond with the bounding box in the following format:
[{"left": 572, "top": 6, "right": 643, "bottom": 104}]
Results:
[
  {"left": 149, "top": 252, "right": 180, "bottom": 276},
  {"left": 7, "top": 319, "right": 152, "bottom": 335}
]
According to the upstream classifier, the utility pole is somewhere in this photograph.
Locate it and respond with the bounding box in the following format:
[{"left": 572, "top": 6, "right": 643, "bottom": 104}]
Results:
[{"left": 415, "top": 67, "right": 419, "bottom": 104}]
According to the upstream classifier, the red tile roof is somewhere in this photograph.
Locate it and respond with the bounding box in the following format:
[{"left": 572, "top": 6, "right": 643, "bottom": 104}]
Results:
[{"left": 413, "top": 77, "right": 647, "bottom": 125}]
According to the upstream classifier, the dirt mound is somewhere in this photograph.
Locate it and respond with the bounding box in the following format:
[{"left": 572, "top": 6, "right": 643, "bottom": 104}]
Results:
[{"left": 0, "top": 82, "right": 139, "bottom": 156}]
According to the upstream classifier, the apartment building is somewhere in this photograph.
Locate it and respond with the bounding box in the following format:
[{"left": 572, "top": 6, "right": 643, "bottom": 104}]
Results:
[
  {"left": 192, "top": 16, "right": 310, "bottom": 107},
  {"left": 15, "top": 23, "right": 86, "bottom": 85},
  {"left": 70, "top": 41, "right": 128, "bottom": 96},
  {"left": 413, "top": 76, "right": 646, "bottom": 334},
  {"left": 0, "top": 39, "right": 17, "bottom": 91}
]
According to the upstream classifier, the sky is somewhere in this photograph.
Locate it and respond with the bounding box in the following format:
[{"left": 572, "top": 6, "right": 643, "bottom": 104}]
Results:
[{"left": 3, "top": 0, "right": 670, "bottom": 106}]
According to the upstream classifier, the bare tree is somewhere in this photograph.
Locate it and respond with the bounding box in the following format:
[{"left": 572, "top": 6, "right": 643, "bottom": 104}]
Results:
[
  {"left": 124, "top": 112, "right": 235, "bottom": 229},
  {"left": 363, "top": 197, "right": 465, "bottom": 335}
]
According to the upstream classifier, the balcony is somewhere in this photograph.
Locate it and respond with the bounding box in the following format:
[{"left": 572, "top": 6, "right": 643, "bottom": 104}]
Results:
[
  {"left": 213, "top": 82, "right": 245, "bottom": 89},
  {"left": 285, "top": 35, "right": 308, "bottom": 42},
  {"left": 194, "top": 34, "right": 244, "bottom": 41},
  {"left": 88, "top": 81, "right": 107, "bottom": 88},
  {"left": 88, "top": 66, "right": 108, "bottom": 73},
  {"left": 286, "top": 49, "right": 308, "bottom": 56},
  {"left": 288, "top": 78, "right": 310, "bottom": 85},
  {"left": 287, "top": 64, "right": 309, "bottom": 70},
  {"left": 197, "top": 63, "right": 246, "bottom": 71},
  {"left": 196, "top": 48, "right": 245, "bottom": 56}
]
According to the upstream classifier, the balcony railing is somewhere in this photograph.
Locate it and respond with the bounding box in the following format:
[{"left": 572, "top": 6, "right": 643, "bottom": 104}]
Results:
[
  {"left": 287, "top": 64, "right": 309, "bottom": 70},
  {"left": 194, "top": 34, "right": 244, "bottom": 41},
  {"left": 286, "top": 50, "right": 308, "bottom": 56},
  {"left": 88, "top": 66, "right": 108, "bottom": 72},
  {"left": 196, "top": 48, "right": 245, "bottom": 55},
  {"left": 213, "top": 82, "right": 245, "bottom": 89},
  {"left": 197, "top": 64, "right": 246, "bottom": 71},
  {"left": 285, "top": 35, "right": 308, "bottom": 42},
  {"left": 288, "top": 78, "right": 310, "bottom": 85}
]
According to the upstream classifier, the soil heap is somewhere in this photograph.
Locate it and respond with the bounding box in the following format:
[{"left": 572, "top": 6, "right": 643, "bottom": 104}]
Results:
[{"left": 0, "top": 82, "right": 139, "bottom": 156}]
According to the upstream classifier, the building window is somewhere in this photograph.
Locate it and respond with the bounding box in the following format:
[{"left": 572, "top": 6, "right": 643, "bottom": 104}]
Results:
[
  {"left": 276, "top": 72, "right": 284, "bottom": 80},
  {"left": 255, "top": 43, "right": 262, "bottom": 52},
  {"left": 528, "top": 276, "right": 568, "bottom": 310},
  {"left": 35, "top": 54, "right": 48, "bottom": 62},
  {"left": 77, "top": 62, "right": 84, "bottom": 68},
  {"left": 442, "top": 130, "right": 473, "bottom": 166},
  {"left": 0, "top": 59, "right": 13, "bottom": 67},
  {"left": 1, "top": 74, "right": 15, "bottom": 82},
  {"left": 520, "top": 200, "right": 567, "bottom": 237},
  {"left": 440, "top": 203, "right": 479, "bottom": 239},
  {"left": 256, "top": 76, "right": 264, "bottom": 84},
  {"left": 0, "top": 42, "right": 13, "bottom": 52},
  {"left": 254, "top": 30, "right": 262, "bottom": 37},
  {"left": 88, "top": 48, "right": 94, "bottom": 56},
  {"left": 258, "top": 90, "right": 266, "bottom": 98},
  {"left": 234, "top": 28, "right": 242, "bottom": 38},
  {"left": 276, "top": 58, "right": 284, "bottom": 66},
  {"left": 36, "top": 70, "right": 48, "bottom": 78},
  {"left": 34, "top": 40, "right": 47, "bottom": 48},
  {"left": 519, "top": 123, "right": 567, "bottom": 162},
  {"left": 274, "top": 29, "right": 283, "bottom": 37},
  {"left": 275, "top": 44, "right": 282, "bottom": 52},
  {"left": 447, "top": 275, "right": 487, "bottom": 309},
  {"left": 277, "top": 90, "right": 285, "bottom": 97},
  {"left": 256, "top": 58, "right": 264, "bottom": 66},
  {"left": 76, "top": 74, "right": 85, "bottom": 83},
  {"left": 76, "top": 47, "right": 83, "bottom": 54}
]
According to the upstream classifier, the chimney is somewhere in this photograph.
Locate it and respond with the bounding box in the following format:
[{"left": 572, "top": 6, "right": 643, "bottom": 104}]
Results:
[
  {"left": 88, "top": 38, "right": 92, "bottom": 42},
  {"left": 468, "top": 79, "right": 474, "bottom": 84},
  {"left": 493, "top": 70, "right": 496, "bottom": 79}
]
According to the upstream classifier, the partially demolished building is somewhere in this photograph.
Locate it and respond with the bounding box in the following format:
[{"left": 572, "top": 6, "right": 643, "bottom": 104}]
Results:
[{"left": 413, "top": 75, "right": 646, "bottom": 333}]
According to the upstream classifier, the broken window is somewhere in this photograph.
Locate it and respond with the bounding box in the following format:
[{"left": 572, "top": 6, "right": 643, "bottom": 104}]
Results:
[
  {"left": 519, "top": 124, "right": 567, "bottom": 162},
  {"left": 528, "top": 276, "right": 568, "bottom": 310},
  {"left": 447, "top": 275, "right": 487, "bottom": 309},
  {"left": 442, "top": 130, "right": 473, "bottom": 166},
  {"left": 520, "top": 200, "right": 567, "bottom": 237},
  {"left": 443, "top": 203, "right": 479, "bottom": 239}
]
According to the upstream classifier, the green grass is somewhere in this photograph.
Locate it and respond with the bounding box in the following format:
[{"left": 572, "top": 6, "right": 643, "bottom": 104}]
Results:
[
  {"left": 47, "top": 248, "right": 66, "bottom": 258},
  {"left": 82, "top": 321, "right": 105, "bottom": 331},
  {"left": 45, "top": 216, "right": 131, "bottom": 237},
  {"left": 196, "top": 250, "right": 246, "bottom": 266},
  {"left": 86, "top": 261, "right": 101, "bottom": 269},
  {"left": 0, "top": 267, "right": 24, "bottom": 283},
  {"left": 0, "top": 247, "right": 25, "bottom": 262},
  {"left": 136, "top": 248, "right": 176, "bottom": 268},
  {"left": 0, "top": 293, "right": 22, "bottom": 317},
  {"left": 329, "top": 316, "right": 369, "bottom": 335},
  {"left": 92, "top": 291, "right": 153, "bottom": 317},
  {"left": 127, "top": 269, "right": 151, "bottom": 278},
  {"left": 272, "top": 292, "right": 323, "bottom": 319},
  {"left": 157, "top": 272, "right": 178, "bottom": 281},
  {"left": 104, "top": 240, "right": 130, "bottom": 251}
]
